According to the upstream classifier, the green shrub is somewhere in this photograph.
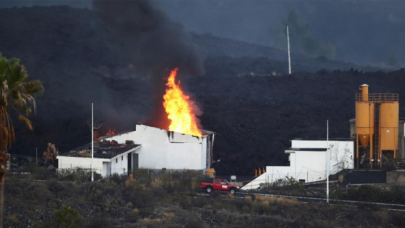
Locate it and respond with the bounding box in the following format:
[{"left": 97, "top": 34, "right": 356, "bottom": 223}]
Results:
[
  {"left": 252, "top": 203, "right": 270, "bottom": 215},
  {"left": 85, "top": 216, "right": 113, "bottom": 228},
  {"left": 126, "top": 209, "right": 139, "bottom": 223},
  {"left": 391, "top": 213, "right": 405, "bottom": 227},
  {"left": 152, "top": 187, "right": 167, "bottom": 199},
  {"left": 270, "top": 176, "right": 305, "bottom": 193},
  {"left": 53, "top": 206, "right": 83, "bottom": 228},
  {"left": 46, "top": 179, "right": 64, "bottom": 193},
  {"left": 189, "top": 196, "right": 209, "bottom": 208},
  {"left": 179, "top": 197, "right": 192, "bottom": 210},
  {"left": 131, "top": 169, "right": 152, "bottom": 187},
  {"left": 109, "top": 173, "right": 127, "bottom": 186}
]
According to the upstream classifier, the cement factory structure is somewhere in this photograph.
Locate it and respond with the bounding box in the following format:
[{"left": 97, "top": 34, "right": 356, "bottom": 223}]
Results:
[
  {"left": 243, "top": 84, "right": 405, "bottom": 190},
  {"left": 352, "top": 84, "right": 403, "bottom": 169}
]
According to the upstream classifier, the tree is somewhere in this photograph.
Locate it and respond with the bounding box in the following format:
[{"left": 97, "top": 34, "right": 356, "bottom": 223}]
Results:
[
  {"left": 270, "top": 8, "right": 336, "bottom": 60},
  {"left": 0, "top": 53, "right": 44, "bottom": 228}
]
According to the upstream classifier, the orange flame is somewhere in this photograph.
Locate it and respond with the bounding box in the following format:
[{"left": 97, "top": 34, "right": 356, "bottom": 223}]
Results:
[
  {"left": 163, "top": 68, "right": 202, "bottom": 136},
  {"left": 106, "top": 129, "right": 115, "bottom": 136}
]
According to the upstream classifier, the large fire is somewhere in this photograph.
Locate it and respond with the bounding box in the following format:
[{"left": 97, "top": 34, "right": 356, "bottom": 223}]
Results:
[{"left": 163, "top": 68, "right": 202, "bottom": 136}]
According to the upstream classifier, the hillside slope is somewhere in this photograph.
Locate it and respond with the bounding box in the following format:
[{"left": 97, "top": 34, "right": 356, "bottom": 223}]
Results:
[{"left": 0, "top": 6, "right": 403, "bottom": 174}]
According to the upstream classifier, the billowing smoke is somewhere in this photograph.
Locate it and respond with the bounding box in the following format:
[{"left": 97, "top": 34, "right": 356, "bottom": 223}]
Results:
[{"left": 93, "top": 0, "right": 205, "bottom": 129}]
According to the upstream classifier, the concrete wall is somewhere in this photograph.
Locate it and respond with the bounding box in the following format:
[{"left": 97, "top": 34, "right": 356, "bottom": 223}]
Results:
[
  {"left": 292, "top": 140, "right": 354, "bottom": 173},
  {"left": 58, "top": 156, "right": 109, "bottom": 174},
  {"left": 102, "top": 162, "right": 111, "bottom": 177},
  {"left": 387, "top": 171, "right": 405, "bottom": 186},
  {"left": 58, "top": 151, "right": 133, "bottom": 177},
  {"left": 111, "top": 153, "right": 129, "bottom": 175},
  {"left": 107, "top": 124, "right": 210, "bottom": 170}
]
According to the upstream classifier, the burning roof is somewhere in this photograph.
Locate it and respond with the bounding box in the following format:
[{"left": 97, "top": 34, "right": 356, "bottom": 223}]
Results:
[
  {"left": 61, "top": 141, "right": 141, "bottom": 159},
  {"left": 163, "top": 68, "right": 202, "bottom": 136}
]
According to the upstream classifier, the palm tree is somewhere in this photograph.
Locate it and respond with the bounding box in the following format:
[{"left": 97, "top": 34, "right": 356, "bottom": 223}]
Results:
[{"left": 0, "top": 53, "right": 44, "bottom": 227}]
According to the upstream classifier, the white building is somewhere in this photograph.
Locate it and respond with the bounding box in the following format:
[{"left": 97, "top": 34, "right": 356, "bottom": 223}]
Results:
[
  {"left": 58, "top": 124, "right": 215, "bottom": 177},
  {"left": 242, "top": 139, "right": 354, "bottom": 190}
]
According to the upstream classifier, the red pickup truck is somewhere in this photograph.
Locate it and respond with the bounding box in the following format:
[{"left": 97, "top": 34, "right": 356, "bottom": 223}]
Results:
[{"left": 201, "top": 179, "right": 239, "bottom": 194}]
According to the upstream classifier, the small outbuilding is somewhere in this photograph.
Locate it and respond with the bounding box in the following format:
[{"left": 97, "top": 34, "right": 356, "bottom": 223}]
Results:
[{"left": 242, "top": 139, "right": 354, "bottom": 190}]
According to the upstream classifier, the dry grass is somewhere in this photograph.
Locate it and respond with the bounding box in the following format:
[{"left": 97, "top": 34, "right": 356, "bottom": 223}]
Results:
[
  {"left": 151, "top": 177, "right": 164, "bottom": 188},
  {"left": 163, "top": 212, "right": 176, "bottom": 220},
  {"left": 226, "top": 193, "right": 234, "bottom": 199},
  {"left": 139, "top": 217, "right": 164, "bottom": 226},
  {"left": 377, "top": 210, "right": 390, "bottom": 224},
  {"left": 7, "top": 214, "right": 19, "bottom": 223},
  {"left": 245, "top": 195, "right": 254, "bottom": 202},
  {"left": 191, "top": 178, "right": 200, "bottom": 189},
  {"left": 138, "top": 211, "right": 176, "bottom": 227},
  {"left": 246, "top": 195, "right": 299, "bottom": 205}
]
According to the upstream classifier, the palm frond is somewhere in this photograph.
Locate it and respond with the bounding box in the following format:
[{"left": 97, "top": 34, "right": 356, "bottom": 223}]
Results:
[
  {"left": 24, "top": 80, "right": 44, "bottom": 96},
  {"left": 0, "top": 53, "right": 44, "bottom": 148},
  {"left": 18, "top": 115, "right": 33, "bottom": 131}
]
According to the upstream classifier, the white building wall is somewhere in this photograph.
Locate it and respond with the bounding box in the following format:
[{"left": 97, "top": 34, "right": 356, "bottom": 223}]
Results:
[
  {"left": 58, "top": 154, "right": 130, "bottom": 177},
  {"left": 263, "top": 140, "right": 354, "bottom": 184},
  {"left": 292, "top": 140, "right": 354, "bottom": 173},
  {"left": 111, "top": 153, "right": 129, "bottom": 175},
  {"left": 293, "top": 152, "right": 327, "bottom": 182},
  {"left": 102, "top": 162, "right": 111, "bottom": 177},
  {"left": 107, "top": 124, "right": 208, "bottom": 170},
  {"left": 58, "top": 156, "right": 109, "bottom": 174},
  {"left": 201, "top": 139, "right": 207, "bottom": 169}
]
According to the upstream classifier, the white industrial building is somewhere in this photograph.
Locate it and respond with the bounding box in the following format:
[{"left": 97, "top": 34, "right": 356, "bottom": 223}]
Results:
[
  {"left": 58, "top": 124, "right": 215, "bottom": 177},
  {"left": 242, "top": 139, "right": 354, "bottom": 190}
]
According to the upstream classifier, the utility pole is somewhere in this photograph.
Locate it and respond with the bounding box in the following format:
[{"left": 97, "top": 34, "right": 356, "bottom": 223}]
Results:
[
  {"left": 91, "top": 103, "right": 94, "bottom": 182},
  {"left": 287, "top": 26, "right": 291, "bottom": 75},
  {"left": 326, "top": 120, "right": 330, "bottom": 203}
]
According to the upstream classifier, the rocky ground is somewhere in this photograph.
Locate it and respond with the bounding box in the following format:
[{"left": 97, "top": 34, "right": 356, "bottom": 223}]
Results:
[
  {"left": 0, "top": 6, "right": 404, "bottom": 175},
  {"left": 4, "top": 171, "right": 405, "bottom": 228}
]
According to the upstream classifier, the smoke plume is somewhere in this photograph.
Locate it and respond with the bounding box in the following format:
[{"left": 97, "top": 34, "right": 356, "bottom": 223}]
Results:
[{"left": 93, "top": 0, "right": 205, "bottom": 129}]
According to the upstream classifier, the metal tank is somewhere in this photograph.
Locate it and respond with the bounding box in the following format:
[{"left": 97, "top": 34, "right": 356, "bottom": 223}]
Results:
[
  {"left": 356, "top": 102, "right": 375, "bottom": 147},
  {"left": 355, "top": 85, "right": 374, "bottom": 167},
  {"left": 379, "top": 102, "right": 399, "bottom": 159}
]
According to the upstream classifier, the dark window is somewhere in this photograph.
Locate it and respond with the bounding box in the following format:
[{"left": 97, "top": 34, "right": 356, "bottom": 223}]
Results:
[
  {"left": 221, "top": 181, "right": 227, "bottom": 185},
  {"left": 215, "top": 180, "right": 220, "bottom": 184},
  {"left": 121, "top": 156, "right": 123, "bottom": 161},
  {"left": 116, "top": 158, "right": 118, "bottom": 163}
]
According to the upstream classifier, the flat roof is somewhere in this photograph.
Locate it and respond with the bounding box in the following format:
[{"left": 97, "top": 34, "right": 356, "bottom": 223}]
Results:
[
  {"left": 291, "top": 139, "right": 352, "bottom": 141},
  {"left": 60, "top": 142, "right": 141, "bottom": 159},
  {"left": 136, "top": 123, "right": 214, "bottom": 137},
  {"left": 289, "top": 148, "right": 327, "bottom": 152},
  {"left": 350, "top": 118, "right": 405, "bottom": 121}
]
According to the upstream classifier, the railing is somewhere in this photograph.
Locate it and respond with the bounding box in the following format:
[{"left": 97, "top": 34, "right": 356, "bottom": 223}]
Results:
[{"left": 355, "top": 93, "right": 399, "bottom": 103}]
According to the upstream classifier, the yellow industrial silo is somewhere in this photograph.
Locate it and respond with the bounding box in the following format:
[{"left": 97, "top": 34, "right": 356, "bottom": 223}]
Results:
[
  {"left": 379, "top": 101, "right": 399, "bottom": 160},
  {"left": 354, "top": 85, "right": 399, "bottom": 169},
  {"left": 355, "top": 85, "right": 374, "bottom": 167}
]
